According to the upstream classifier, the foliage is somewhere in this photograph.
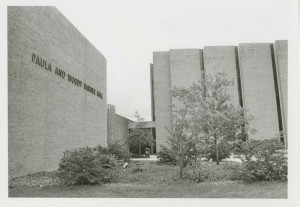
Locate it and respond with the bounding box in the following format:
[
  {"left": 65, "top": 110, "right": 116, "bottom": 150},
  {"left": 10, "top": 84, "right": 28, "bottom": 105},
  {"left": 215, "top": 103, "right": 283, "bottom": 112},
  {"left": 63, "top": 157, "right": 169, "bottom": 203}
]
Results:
[
  {"left": 157, "top": 145, "right": 177, "bottom": 165},
  {"left": 163, "top": 112, "right": 207, "bottom": 178},
  {"left": 182, "top": 161, "right": 241, "bottom": 183},
  {"left": 114, "top": 162, "right": 179, "bottom": 185},
  {"left": 93, "top": 145, "right": 109, "bottom": 154},
  {"left": 128, "top": 111, "right": 154, "bottom": 155},
  {"left": 113, "top": 161, "right": 239, "bottom": 185},
  {"left": 182, "top": 162, "right": 209, "bottom": 183},
  {"left": 58, "top": 146, "right": 117, "bottom": 185},
  {"left": 107, "top": 140, "right": 131, "bottom": 161},
  {"left": 132, "top": 168, "right": 143, "bottom": 173},
  {"left": 206, "top": 139, "right": 232, "bottom": 161},
  {"left": 167, "top": 72, "right": 253, "bottom": 167},
  {"left": 235, "top": 139, "right": 265, "bottom": 161},
  {"left": 233, "top": 139, "right": 287, "bottom": 182}
]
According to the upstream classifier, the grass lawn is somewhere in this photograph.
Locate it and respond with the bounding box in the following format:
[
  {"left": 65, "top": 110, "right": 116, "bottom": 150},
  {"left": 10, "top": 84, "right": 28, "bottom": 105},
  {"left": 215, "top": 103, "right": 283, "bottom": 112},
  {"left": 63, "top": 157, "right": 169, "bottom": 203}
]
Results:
[
  {"left": 9, "top": 161, "right": 287, "bottom": 198},
  {"left": 9, "top": 181, "right": 287, "bottom": 198}
]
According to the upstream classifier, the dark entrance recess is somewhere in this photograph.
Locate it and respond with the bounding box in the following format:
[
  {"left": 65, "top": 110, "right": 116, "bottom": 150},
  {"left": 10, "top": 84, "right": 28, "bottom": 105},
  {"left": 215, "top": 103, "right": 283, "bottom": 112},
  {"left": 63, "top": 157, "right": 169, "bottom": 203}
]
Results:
[{"left": 129, "top": 127, "right": 157, "bottom": 155}]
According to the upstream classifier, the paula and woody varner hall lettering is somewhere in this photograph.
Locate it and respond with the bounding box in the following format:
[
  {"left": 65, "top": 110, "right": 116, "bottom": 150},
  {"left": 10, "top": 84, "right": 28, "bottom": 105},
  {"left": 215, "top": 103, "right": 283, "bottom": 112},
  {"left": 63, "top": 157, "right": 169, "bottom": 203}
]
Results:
[{"left": 31, "top": 53, "right": 103, "bottom": 99}]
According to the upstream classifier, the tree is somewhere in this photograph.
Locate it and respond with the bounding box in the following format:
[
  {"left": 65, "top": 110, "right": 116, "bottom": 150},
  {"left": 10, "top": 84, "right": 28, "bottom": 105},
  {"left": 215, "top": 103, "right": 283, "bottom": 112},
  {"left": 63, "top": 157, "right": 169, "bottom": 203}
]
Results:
[
  {"left": 165, "top": 107, "right": 209, "bottom": 178},
  {"left": 128, "top": 111, "right": 154, "bottom": 155},
  {"left": 160, "top": 83, "right": 210, "bottom": 179},
  {"left": 169, "top": 72, "right": 253, "bottom": 165}
]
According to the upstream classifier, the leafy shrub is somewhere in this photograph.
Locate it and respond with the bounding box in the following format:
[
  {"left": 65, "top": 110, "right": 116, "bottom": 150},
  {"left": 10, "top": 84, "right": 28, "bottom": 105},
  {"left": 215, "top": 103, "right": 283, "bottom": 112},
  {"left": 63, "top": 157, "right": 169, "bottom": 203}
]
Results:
[
  {"left": 107, "top": 140, "right": 131, "bottom": 161},
  {"left": 114, "top": 162, "right": 179, "bottom": 184},
  {"left": 233, "top": 139, "right": 287, "bottom": 182},
  {"left": 235, "top": 139, "right": 264, "bottom": 161},
  {"left": 157, "top": 146, "right": 177, "bottom": 165},
  {"left": 93, "top": 145, "right": 109, "bottom": 154},
  {"left": 182, "top": 162, "right": 209, "bottom": 183},
  {"left": 181, "top": 161, "right": 239, "bottom": 183},
  {"left": 113, "top": 161, "right": 239, "bottom": 185},
  {"left": 206, "top": 140, "right": 232, "bottom": 161},
  {"left": 132, "top": 168, "right": 143, "bottom": 173},
  {"left": 58, "top": 146, "right": 117, "bottom": 185}
]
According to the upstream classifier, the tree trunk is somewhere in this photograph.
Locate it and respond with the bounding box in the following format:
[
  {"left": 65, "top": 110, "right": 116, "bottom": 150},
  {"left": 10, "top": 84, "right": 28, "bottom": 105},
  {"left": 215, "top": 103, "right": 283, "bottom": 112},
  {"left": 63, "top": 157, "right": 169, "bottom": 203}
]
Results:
[
  {"left": 179, "top": 154, "right": 183, "bottom": 179},
  {"left": 233, "top": 137, "right": 236, "bottom": 154},
  {"left": 138, "top": 144, "right": 141, "bottom": 155},
  {"left": 179, "top": 138, "right": 183, "bottom": 179},
  {"left": 179, "top": 164, "right": 183, "bottom": 179},
  {"left": 215, "top": 138, "right": 220, "bottom": 165}
]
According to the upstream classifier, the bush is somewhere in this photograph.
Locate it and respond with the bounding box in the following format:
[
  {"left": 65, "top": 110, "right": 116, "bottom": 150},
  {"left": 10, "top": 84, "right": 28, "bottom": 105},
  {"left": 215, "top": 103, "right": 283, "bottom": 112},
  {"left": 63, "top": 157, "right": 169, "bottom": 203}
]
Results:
[
  {"left": 233, "top": 139, "right": 287, "bottom": 182},
  {"left": 182, "top": 162, "right": 209, "bottom": 183},
  {"left": 58, "top": 146, "right": 117, "bottom": 185},
  {"left": 107, "top": 140, "right": 131, "bottom": 161},
  {"left": 235, "top": 139, "right": 264, "bottom": 161},
  {"left": 93, "top": 145, "right": 109, "bottom": 154},
  {"left": 181, "top": 161, "right": 239, "bottom": 183},
  {"left": 157, "top": 146, "right": 177, "bottom": 165},
  {"left": 114, "top": 162, "right": 179, "bottom": 184},
  {"left": 132, "top": 168, "right": 143, "bottom": 173},
  {"left": 206, "top": 140, "right": 232, "bottom": 161}
]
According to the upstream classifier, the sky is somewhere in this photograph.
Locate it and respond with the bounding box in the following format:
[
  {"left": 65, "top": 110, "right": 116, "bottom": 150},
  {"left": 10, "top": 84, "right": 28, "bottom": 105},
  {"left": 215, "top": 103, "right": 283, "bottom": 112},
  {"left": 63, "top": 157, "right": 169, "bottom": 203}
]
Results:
[{"left": 7, "top": 0, "right": 289, "bottom": 120}]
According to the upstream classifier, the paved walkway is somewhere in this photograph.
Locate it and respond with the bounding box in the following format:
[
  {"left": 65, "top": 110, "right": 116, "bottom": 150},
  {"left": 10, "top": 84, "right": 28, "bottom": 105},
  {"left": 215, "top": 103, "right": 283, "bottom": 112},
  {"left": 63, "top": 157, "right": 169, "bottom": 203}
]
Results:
[
  {"left": 130, "top": 155, "right": 158, "bottom": 161},
  {"left": 130, "top": 155, "right": 243, "bottom": 162}
]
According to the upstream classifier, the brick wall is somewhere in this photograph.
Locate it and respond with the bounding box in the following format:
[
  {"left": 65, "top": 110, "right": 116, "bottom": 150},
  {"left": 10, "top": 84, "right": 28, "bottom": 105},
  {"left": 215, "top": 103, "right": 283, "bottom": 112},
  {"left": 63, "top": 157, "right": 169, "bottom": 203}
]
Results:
[
  {"left": 169, "top": 49, "right": 202, "bottom": 88},
  {"left": 8, "top": 7, "right": 107, "bottom": 178}
]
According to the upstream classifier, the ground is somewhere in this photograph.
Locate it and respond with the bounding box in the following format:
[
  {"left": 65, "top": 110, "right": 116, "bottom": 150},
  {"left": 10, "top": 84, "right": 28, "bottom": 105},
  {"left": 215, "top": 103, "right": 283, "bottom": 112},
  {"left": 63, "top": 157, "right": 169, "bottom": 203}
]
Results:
[
  {"left": 9, "top": 181, "right": 287, "bottom": 198},
  {"left": 8, "top": 161, "right": 287, "bottom": 198}
]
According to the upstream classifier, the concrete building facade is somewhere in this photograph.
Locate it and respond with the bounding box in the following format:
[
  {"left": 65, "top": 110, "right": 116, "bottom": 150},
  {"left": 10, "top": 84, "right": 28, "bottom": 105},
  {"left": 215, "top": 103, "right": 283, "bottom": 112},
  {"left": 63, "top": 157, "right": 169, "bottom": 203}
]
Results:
[
  {"left": 239, "top": 43, "right": 279, "bottom": 140},
  {"left": 8, "top": 7, "right": 107, "bottom": 178},
  {"left": 203, "top": 46, "right": 241, "bottom": 107},
  {"left": 151, "top": 41, "right": 288, "bottom": 151},
  {"left": 107, "top": 104, "right": 131, "bottom": 146}
]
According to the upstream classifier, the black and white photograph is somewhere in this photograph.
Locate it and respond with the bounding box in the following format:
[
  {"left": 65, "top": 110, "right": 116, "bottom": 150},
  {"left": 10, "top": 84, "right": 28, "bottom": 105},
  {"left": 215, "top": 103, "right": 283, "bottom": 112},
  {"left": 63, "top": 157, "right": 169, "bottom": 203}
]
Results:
[{"left": 0, "top": 0, "right": 299, "bottom": 206}]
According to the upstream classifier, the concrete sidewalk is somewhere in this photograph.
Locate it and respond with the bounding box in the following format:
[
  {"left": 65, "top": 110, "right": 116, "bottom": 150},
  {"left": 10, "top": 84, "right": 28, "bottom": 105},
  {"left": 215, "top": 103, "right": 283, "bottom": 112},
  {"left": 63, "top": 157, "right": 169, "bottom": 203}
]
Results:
[{"left": 130, "top": 155, "right": 158, "bottom": 161}]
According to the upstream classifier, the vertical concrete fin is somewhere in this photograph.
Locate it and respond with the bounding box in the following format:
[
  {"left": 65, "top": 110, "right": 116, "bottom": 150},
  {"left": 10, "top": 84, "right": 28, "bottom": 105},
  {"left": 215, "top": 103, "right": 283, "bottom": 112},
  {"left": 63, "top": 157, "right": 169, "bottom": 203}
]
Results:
[
  {"left": 274, "top": 40, "right": 288, "bottom": 145},
  {"left": 152, "top": 51, "right": 172, "bottom": 151},
  {"left": 270, "top": 44, "right": 284, "bottom": 142},
  {"left": 234, "top": 46, "right": 243, "bottom": 107},
  {"left": 150, "top": 63, "right": 155, "bottom": 121},
  {"left": 200, "top": 49, "right": 205, "bottom": 79}
]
